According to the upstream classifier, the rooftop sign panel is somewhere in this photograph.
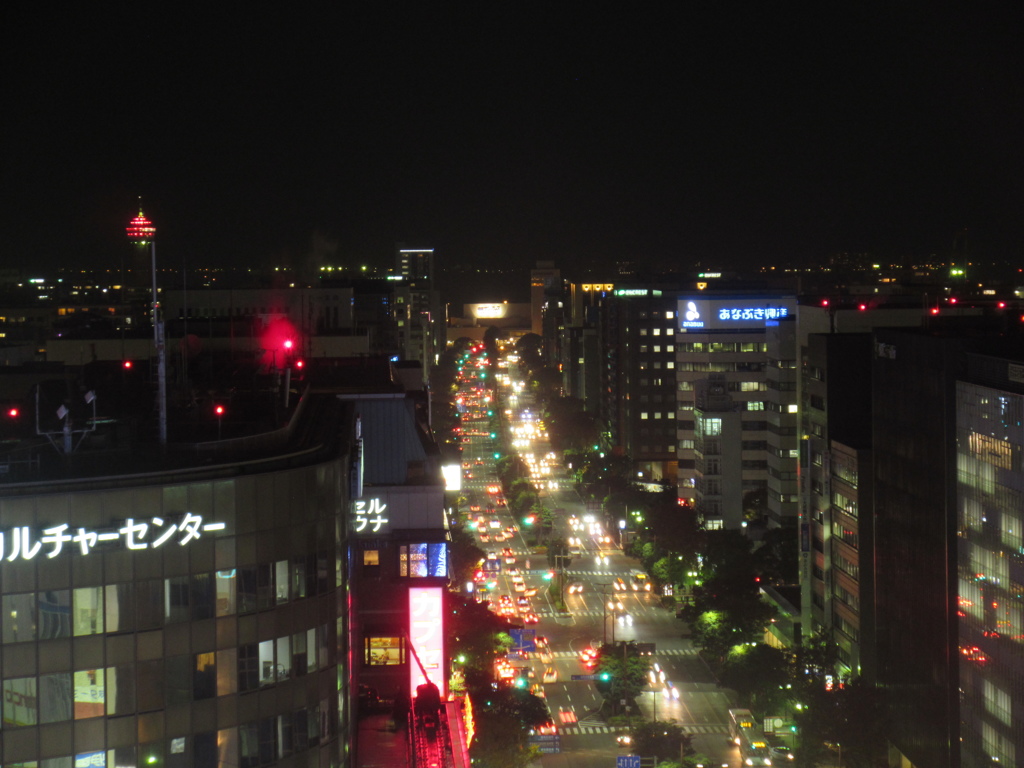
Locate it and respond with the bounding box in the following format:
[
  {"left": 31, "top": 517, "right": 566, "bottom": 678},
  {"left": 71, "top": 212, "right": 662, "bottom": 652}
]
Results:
[{"left": 677, "top": 297, "right": 795, "bottom": 330}]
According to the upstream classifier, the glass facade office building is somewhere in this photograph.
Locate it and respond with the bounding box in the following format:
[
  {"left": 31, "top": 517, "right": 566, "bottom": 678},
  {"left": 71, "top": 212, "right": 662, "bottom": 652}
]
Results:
[
  {"left": 0, "top": 446, "right": 352, "bottom": 766},
  {"left": 956, "top": 380, "right": 1024, "bottom": 768}
]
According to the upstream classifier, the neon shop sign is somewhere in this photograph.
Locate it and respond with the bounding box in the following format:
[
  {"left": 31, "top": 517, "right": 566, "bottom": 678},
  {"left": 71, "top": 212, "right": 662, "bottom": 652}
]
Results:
[
  {"left": 351, "top": 498, "right": 389, "bottom": 534},
  {"left": 0, "top": 514, "right": 226, "bottom": 561}
]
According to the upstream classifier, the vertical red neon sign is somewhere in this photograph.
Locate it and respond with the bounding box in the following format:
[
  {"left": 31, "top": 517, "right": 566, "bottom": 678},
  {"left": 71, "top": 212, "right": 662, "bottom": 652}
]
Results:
[{"left": 409, "top": 586, "right": 445, "bottom": 699}]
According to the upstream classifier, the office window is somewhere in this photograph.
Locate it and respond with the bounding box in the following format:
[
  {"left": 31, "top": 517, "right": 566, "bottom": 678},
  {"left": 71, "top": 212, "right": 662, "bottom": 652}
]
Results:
[
  {"left": 4, "top": 677, "right": 38, "bottom": 725},
  {"left": 3, "top": 593, "right": 37, "bottom": 643},
  {"left": 653, "top": 328, "right": 661, "bottom": 336},
  {"left": 275, "top": 560, "right": 289, "bottom": 604},
  {"left": 365, "top": 636, "right": 405, "bottom": 665},
  {"left": 74, "top": 669, "right": 105, "bottom": 718},
  {"left": 747, "top": 401, "right": 764, "bottom": 411},
  {"left": 41, "top": 590, "right": 72, "bottom": 639},
  {"left": 39, "top": 673, "right": 73, "bottom": 723},
  {"left": 216, "top": 570, "right": 237, "bottom": 616},
  {"left": 106, "top": 665, "right": 135, "bottom": 715},
  {"left": 106, "top": 583, "right": 134, "bottom": 632},
  {"left": 195, "top": 653, "right": 216, "bottom": 700},
  {"left": 192, "top": 574, "right": 215, "bottom": 620},
  {"left": 399, "top": 543, "right": 448, "bottom": 577},
  {"left": 165, "top": 576, "right": 190, "bottom": 623}
]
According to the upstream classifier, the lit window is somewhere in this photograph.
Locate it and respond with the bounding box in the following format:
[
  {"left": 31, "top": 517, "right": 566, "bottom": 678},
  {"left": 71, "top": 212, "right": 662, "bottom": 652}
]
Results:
[
  {"left": 365, "top": 636, "right": 405, "bottom": 665},
  {"left": 640, "top": 412, "right": 649, "bottom": 420},
  {"left": 653, "top": 328, "right": 661, "bottom": 336},
  {"left": 665, "top": 311, "right": 674, "bottom": 319},
  {"left": 788, "top": 404, "right": 798, "bottom": 413}
]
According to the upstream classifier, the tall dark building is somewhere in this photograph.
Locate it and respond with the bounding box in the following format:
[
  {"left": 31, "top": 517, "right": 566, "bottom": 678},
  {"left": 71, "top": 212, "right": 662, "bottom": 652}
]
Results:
[{"left": 873, "top": 327, "right": 1024, "bottom": 768}]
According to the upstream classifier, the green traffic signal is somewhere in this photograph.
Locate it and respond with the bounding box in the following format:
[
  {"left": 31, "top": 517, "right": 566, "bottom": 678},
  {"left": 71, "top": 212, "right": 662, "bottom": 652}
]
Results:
[{"left": 599, "top": 671, "right": 611, "bottom": 681}]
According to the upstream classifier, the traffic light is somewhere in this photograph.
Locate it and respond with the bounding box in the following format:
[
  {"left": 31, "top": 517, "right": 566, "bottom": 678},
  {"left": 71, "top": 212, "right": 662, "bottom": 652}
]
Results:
[
  {"left": 524, "top": 514, "right": 536, "bottom": 526},
  {"left": 599, "top": 671, "right": 611, "bottom": 682}
]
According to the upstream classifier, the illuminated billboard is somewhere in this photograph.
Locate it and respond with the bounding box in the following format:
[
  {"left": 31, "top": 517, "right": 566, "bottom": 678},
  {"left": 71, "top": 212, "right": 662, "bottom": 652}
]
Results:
[
  {"left": 677, "top": 297, "right": 796, "bottom": 330},
  {"left": 409, "top": 586, "right": 445, "bottom": 698},
  {"left": 441, "top": 463, "right": 462, "bottom": 492},
  {"left": 469, "top": 303, "right": 508, "bottom": 320}
]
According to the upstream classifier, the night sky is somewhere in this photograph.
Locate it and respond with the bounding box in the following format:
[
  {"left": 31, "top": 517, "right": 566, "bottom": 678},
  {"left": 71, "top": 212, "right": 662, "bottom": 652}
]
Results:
[{"left": 5, "top": 5, "right": 1023, "bottom": 279}]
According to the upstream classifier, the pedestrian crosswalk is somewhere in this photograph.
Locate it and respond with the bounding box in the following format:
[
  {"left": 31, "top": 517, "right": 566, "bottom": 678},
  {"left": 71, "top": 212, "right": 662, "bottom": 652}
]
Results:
[
  {"left": 547, "top": 648, "right": 696, "bottom": 660},
  {"left": 558, "top": 723, "right": 729, "bottom": 736}
]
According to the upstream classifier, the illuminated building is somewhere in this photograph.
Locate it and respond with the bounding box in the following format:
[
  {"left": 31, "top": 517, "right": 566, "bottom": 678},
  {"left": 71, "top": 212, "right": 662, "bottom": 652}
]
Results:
[
  {"left": 872, "top": 328, "right": 1024, "bottom": 768},
  {"left": 0, "top": 388, "right": 359, "bottom": 766},
  {"left": 0, "top": 351, "right": 450, "bottom": 768},
  {"left": 676, "top": 294, "right": 796, "bottom": 520}
]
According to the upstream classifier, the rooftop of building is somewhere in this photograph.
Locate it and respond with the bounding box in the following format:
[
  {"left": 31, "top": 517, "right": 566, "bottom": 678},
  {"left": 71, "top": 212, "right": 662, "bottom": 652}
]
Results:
[{"left": 0, "top": 354, "right": 438, "bottom": 493}]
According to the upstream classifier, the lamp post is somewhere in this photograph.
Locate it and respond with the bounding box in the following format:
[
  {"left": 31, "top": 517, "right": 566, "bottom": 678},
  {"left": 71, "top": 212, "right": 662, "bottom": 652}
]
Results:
[{"left": 126, "top": 204, "right": 167, "bottom": 446}]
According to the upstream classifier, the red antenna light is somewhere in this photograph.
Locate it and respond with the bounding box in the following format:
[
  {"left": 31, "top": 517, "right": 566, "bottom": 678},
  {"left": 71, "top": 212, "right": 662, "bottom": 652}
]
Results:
[
  {"left": 931, "top": 308, "right": 940, "bottom": 315},
  {"left": 283, "top": 339, "right": 294, "bottom": 351},
  {"left": 7, "top": 408, "right": 19, "bottom": 418},
  {"left": 821, "top": 299, "right": 829, "bottom": 307},
  {"left": 125, "top": 205, "right": 156, "bottom": 243},
  {"left": 123, "top": 360, "right": 133, "bottom": 370},
  {"left": 295, "top": 359, "right": 304, "bottom": 369},
  {"left": 949, "top": 297, "right": 958, "bottom": 304},
  {"left": 998, "top": 302, "right": 1006, "bottom": 309},
  {"left": 858, "top": 304, "right": 867, "bottom": 311},
  {"left": 214, "top": 405, "right": 225, "bottom": 416}
]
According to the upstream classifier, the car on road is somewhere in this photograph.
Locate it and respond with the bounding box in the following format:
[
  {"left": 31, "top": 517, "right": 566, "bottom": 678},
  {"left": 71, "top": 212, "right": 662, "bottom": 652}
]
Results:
[
  {"left": 613, "top": 577, "right": 626, "bottom": 591},
  {"left": 530, "top": 683, "right": 545, "bottom": 698},
  {"left": 479, "top": 532, "right": 490, "bottom": 543},
  {"left": 523, "top": 612, "right": 539, "bottom": 624},
  {"left": 566, "top": 582, "right": 584, "bottom": 594},
  {"left": 513, "top": 580, "right": 526, "bottom": 592},
  {"left": 542, "top": 667, "right": 558, "bottom": 683},
  {"left": 615, "top": 734, "right": 633, "bottom": 747},
  {"left": 770, "top": 745, "right": 795, "bottom": 761}
]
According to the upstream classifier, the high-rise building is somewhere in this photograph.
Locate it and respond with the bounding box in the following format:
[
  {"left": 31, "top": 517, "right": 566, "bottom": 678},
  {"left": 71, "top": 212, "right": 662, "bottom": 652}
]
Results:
[
  {"left": 675, "top": 293, "right": 796, "bottom": 523},
  {"left": 872, "top": 327, "right": 1024, "bottom": 768},
  {"left": 395, "top": 247, "right": 443, "bottom": 378}
]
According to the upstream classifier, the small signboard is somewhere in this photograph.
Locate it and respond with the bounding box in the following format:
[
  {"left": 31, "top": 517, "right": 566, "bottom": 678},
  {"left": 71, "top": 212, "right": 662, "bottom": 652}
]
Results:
[
  {"left": 528, "top": 734, "right": 561, "bottom": 754},
  {"left": 510, "top": 628, "right": 536, "bottom": 653},
  {"left": 570, "top": 674, "right": 598, "bottom": 681},
  {"left": 617, "top": 756, "right": 641, "bottom": 768}
]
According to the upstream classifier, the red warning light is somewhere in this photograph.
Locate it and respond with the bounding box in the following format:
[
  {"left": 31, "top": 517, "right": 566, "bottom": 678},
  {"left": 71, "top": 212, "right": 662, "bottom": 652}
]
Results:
[
  {"left": 998, "top": 302, "right": 1006, "bottom": 309},
  {"left": 949, "top": 297, "right": 958, "bottom": 304},
  {"left": 821, "top": 299, "right": 829, "bottom": 307},
  {"left": 295, "top": 359, "right": 304, "bottom": 369},
  {"left": 931, "top": 308, "right": 940, "bottom": 315},
  {"left": 214, "top": 405, "right": 225, "bottom": 416},
  {"left": 7, "top": 408, "right": 19, "bottom": 418},
  {"left": 283, "top": 339, "right": 294, "bottom": 351},
  {"left": 858, "top": 304, "right": 867, "bottom": 311},
  {"left": 123, "top": 360, "right": 133, "bottom": 370}
]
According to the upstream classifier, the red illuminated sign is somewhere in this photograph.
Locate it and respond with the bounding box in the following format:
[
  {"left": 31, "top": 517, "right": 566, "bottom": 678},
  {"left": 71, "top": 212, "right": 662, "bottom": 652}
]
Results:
[{"left": 409, "top": 587, "right": 445, "bottom": 698}]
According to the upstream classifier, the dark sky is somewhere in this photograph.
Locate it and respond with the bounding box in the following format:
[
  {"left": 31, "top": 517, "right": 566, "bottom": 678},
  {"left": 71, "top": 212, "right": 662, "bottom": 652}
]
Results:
[{"left": 4, "top": 5, "right": 1023, "bottom": 278}]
